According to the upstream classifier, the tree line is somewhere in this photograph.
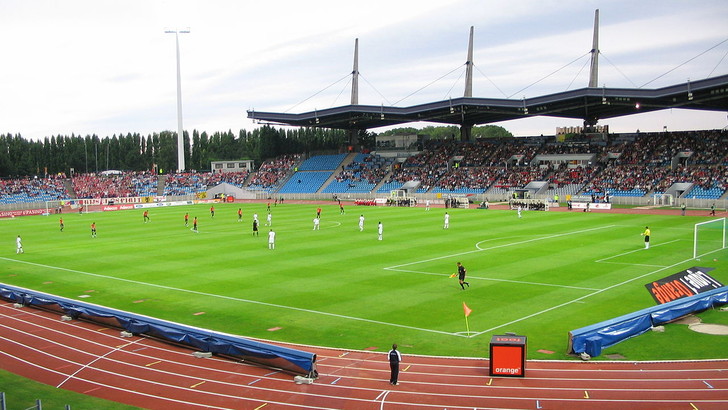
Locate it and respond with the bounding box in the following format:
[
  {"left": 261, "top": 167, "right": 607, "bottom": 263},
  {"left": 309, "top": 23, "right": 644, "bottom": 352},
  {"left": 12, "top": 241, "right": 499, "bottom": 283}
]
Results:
[
  {"left": 0, "top": 124, "right": 512, "bottom": 178},
  {"left": 0, "top": 126, "right": 348, "bottom": 178}
]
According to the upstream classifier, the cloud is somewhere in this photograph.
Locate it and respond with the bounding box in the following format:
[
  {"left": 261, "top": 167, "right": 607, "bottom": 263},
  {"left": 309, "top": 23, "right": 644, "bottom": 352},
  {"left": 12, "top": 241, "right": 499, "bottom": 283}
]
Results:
[{"left": 0, "top": 0, "right": 726, "bottom": 140}]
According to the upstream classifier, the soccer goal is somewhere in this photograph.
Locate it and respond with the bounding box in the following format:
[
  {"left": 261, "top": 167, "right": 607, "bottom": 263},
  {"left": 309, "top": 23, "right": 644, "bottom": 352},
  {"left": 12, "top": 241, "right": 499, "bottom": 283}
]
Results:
[
  {"left": 653, "top": 193, "right": 673, "bottom": 206},
  {"left": 45, "top": 200, "right": 86, "bottom": 215},
  {"left": 693, "top": 218, "right": 727, "bottom": 259}
]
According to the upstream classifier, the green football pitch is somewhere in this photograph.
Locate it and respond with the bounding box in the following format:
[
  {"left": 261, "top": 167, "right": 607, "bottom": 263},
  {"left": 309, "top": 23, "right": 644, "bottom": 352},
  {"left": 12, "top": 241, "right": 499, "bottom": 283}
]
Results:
[{"left": 2, "top": 202, "right": 727, "bottom": 360}]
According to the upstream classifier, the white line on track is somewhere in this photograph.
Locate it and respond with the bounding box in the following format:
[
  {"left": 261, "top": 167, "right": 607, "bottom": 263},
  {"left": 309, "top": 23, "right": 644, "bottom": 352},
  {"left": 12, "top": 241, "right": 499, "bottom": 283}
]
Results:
[
  {"left": 3, "top": 306, "right": 727, "bottom": 409},
  {"left": 56, "top": 337, "right": 144, "bottom": 388},
  {"left": 0, "top": 321, "right": 382, "bottom": 409}
]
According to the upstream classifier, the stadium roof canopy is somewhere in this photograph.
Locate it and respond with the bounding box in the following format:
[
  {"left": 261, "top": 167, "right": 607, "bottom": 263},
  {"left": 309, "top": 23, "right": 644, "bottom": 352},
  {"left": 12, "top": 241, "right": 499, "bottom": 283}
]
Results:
[{"left": 247, "top": 73, "right": 728, "bottom": 131}]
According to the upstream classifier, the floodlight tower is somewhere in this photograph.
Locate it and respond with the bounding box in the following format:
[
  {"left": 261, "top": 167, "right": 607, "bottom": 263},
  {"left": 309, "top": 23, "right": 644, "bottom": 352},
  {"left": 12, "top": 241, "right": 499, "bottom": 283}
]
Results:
[{"left": 165, "top": 28, "right": 190, "bottom": 172}]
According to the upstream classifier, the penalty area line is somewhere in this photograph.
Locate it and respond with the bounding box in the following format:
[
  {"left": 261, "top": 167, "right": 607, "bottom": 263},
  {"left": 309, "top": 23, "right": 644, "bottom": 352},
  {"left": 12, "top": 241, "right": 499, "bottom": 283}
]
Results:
[
  {"left": 595, "top": 239, "right": 679, "bottom": 264},
  {"left": 384, "top": 225, "right": 617, "bottom": 270},
  {"left": 0, "top": 257, "right": 461, "bottom": 338},
  {"left": 388, "top": 268, "right": 599, "bottom": 291},
  {"left": 470, "top": 253, "right": 703, "bottom": 337}
]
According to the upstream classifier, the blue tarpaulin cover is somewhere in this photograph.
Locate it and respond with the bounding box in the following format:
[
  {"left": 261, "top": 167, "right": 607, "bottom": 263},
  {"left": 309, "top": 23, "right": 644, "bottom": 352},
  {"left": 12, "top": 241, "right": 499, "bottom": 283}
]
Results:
[
  {"left": 569, "top": 286, "right": 728, "bottom": 356},
  {"left": 0, "top": 283, "right": 316, "bottom": 374}
]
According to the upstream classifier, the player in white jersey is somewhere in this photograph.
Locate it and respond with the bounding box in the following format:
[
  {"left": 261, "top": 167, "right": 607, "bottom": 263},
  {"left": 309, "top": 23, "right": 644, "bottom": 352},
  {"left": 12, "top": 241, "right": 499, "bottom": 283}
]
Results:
[{"left": 268, "top": 229, "right": 276, "bottom": 249}]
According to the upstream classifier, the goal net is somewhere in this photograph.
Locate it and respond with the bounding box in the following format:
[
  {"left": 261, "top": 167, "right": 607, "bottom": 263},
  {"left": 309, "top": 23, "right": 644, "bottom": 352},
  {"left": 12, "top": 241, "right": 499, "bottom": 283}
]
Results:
[
  {"left": 653, "top": 193, "right": 673, "bottom": 206},
  {"left": 693, "top": 218, "right": 726, "bottom": 259},
  {"left": 45, "top": 200, "right": 86, "bottom": 215}
]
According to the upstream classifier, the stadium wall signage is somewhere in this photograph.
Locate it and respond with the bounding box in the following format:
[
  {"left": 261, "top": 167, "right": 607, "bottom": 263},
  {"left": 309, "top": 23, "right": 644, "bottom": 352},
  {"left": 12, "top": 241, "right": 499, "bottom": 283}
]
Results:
[
  {"left": 0, "top": 209, "right": 46, "bottom": 218},
  {"left": 570, "top": 202, "right": 612, "bottom": 210},
  {"left": 645, "top": 267, "right": 723, "bottom": 304}
]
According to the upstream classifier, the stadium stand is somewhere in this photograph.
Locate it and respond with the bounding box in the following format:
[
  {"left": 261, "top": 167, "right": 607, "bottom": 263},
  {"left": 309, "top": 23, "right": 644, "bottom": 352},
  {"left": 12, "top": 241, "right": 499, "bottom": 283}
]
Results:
[
  {"left": 277, "top": 154, "right": 348, "bottom": 194},
  {"left": 1, "top": 129, "right": 726, "bottom": 203},
  {"left": 247, "top": 154, "right": 301, "bottom": 192},
  {"left": 0, "top": 177, "right": 69, "bottom": 204},
  {"left": 322, "top": 153, "right": 392, "bottom": 194},
  {"left": 164, "top": 172, "right": 250, "bottom": 196},
  {"left": 73, "top": 172, "right": 158, "bottom": 199}
]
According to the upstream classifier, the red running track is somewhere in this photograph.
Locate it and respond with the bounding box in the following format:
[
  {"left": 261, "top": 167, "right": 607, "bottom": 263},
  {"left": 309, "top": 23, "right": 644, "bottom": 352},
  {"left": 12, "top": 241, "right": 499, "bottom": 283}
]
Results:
[{"left": 1, "top": 302, "right": 727, "bottom": 409}]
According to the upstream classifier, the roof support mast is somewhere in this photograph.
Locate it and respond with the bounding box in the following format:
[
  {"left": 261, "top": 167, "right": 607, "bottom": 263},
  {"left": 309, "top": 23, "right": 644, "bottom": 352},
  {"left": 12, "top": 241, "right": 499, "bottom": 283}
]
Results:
[
  {"left": 351, "top": 38, "right": 359, "bottom": 105},
  {"left": 585, "top": 9, "right": 600, "bottom": 129},
  {"left": 460, "top": 26, "right": 475, "bottom": 141},
  {"left": 348, "top": 38, "right": 360, "bottom": 148}
]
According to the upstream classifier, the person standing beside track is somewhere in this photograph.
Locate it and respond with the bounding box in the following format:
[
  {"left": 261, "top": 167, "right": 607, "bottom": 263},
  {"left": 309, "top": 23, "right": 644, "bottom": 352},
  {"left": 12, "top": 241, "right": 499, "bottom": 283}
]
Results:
[{"left": 388, "top": 343, "right": 402, "bottom": 385}]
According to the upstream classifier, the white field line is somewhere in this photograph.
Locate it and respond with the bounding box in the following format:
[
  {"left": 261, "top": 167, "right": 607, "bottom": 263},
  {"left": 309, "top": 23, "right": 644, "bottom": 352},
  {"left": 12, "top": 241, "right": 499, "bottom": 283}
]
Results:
[
  {"left": 388, "top": 268, "right": 600, "bottom": 291},
  {"left": 470, "top": 253, "right": 709, "bottom": 337},
  {"left": 0, "top": 256, "right": 461, "bottom": 337},
  {"left": 384, "top": 225, "right": 616, "bottom": 292},
  {"left": 384, "top": 225, "right": 616, "bottom": 270},
  {"left": 594, "top": 239, "right": 680, "bottom": 266}
]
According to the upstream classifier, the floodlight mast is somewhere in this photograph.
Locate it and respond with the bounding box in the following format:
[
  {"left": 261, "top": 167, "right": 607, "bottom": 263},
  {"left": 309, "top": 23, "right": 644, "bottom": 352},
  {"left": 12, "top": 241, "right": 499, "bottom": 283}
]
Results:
[{"left": 165, "top": 28, "right": 190, "bottom": 172}]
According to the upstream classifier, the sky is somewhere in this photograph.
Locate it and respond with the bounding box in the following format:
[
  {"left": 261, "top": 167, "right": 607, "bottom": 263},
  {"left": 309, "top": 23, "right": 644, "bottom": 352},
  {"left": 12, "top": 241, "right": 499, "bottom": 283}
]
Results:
[{"left": 0, "top": 0, "right": 727, "bottom": 140}]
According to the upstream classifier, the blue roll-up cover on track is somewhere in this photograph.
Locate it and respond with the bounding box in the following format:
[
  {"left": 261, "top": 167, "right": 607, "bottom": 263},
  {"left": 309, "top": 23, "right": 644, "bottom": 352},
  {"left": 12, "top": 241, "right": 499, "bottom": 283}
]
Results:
[
  {"left": 569, "top": 286, "right": 728, "bottom": 356},
  {"left": 0, "top": 283, "right": 316, "bottom": 374}
]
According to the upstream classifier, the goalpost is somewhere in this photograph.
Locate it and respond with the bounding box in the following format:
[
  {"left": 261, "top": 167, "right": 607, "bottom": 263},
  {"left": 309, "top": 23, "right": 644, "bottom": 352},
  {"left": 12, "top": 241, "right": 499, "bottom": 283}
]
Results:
[
  {"left": 44, "top": 199, "right": 86, "bottom": 215},
  {"left": 693, "top": 218, "right": 727, "bottom": 259},
  {"left": 653, "top": 193, "right": 673, "bottom": 206}
]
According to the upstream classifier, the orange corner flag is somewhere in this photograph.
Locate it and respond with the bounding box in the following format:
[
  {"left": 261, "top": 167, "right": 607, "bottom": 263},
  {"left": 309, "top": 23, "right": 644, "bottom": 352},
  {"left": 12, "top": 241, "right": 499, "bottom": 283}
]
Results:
[{"left": 463, "top": 302, "right": 472, "bottom": 317}]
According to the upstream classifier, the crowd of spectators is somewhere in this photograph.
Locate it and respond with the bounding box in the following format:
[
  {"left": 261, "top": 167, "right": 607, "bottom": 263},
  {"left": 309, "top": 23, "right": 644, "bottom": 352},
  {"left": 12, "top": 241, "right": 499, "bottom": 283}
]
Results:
[
  {"left": 547, "top": 164, "right": 599, "bottom": 188},
  {"left": 585, "top": 165, "right": 659, "bottom": 193},
  {"left": 0, "top": 176, "right": 69, "bottom": 201},
  {"left": 247, "top": 154, "right": 301, "bottom": 190},
  {"left": 434, "top": 167, "right": 502, "bottom": 191},
  {"left": 2, "top": 129, "right": 727, "bottom": 203},
  {"left": 336, "top": 154, "right": 391, "bottom": 184},
  {"left": 493, "top": 166, "right": 550, "bottom": 188},
  {"left": 72, "top": 172, "right": 158, "bottom": 199},
  {"left": 385, "top": 164, "right": 447, "bottom": 192},
  {"left": 163, "top": 171, "right": 250, "bottom": 196}
]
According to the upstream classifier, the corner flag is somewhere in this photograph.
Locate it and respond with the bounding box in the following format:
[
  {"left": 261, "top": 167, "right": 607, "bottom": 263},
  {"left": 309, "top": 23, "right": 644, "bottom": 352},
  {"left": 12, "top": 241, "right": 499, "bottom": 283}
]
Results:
[{"left": 463, "top": 302, "right": 472, "bottom": 317}]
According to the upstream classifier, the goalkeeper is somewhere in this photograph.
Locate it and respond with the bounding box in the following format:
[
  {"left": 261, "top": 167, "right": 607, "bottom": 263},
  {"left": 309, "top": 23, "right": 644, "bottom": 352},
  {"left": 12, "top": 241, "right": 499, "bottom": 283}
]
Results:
[{"left": 641, "top": 226, "right": 651, "bottom": 249}]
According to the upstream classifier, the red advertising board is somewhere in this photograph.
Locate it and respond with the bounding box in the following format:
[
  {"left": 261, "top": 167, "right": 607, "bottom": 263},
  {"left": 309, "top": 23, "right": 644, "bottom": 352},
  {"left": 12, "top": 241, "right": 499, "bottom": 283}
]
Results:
[
  {"left": 489, "top": 335, "right": 527, "bottom": 377},
  {"left": 0, "top": 209, "right": 46, "bottom": 218}
]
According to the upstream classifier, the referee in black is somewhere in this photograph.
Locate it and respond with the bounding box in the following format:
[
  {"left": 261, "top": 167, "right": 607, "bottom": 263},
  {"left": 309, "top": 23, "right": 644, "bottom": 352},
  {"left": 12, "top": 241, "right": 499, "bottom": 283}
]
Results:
[
  {"left": 388, "top": 343, "right": 402, "bottom": 385},
  {"left": 457, "top": 262, "right": 470, "bottom": 290}
]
